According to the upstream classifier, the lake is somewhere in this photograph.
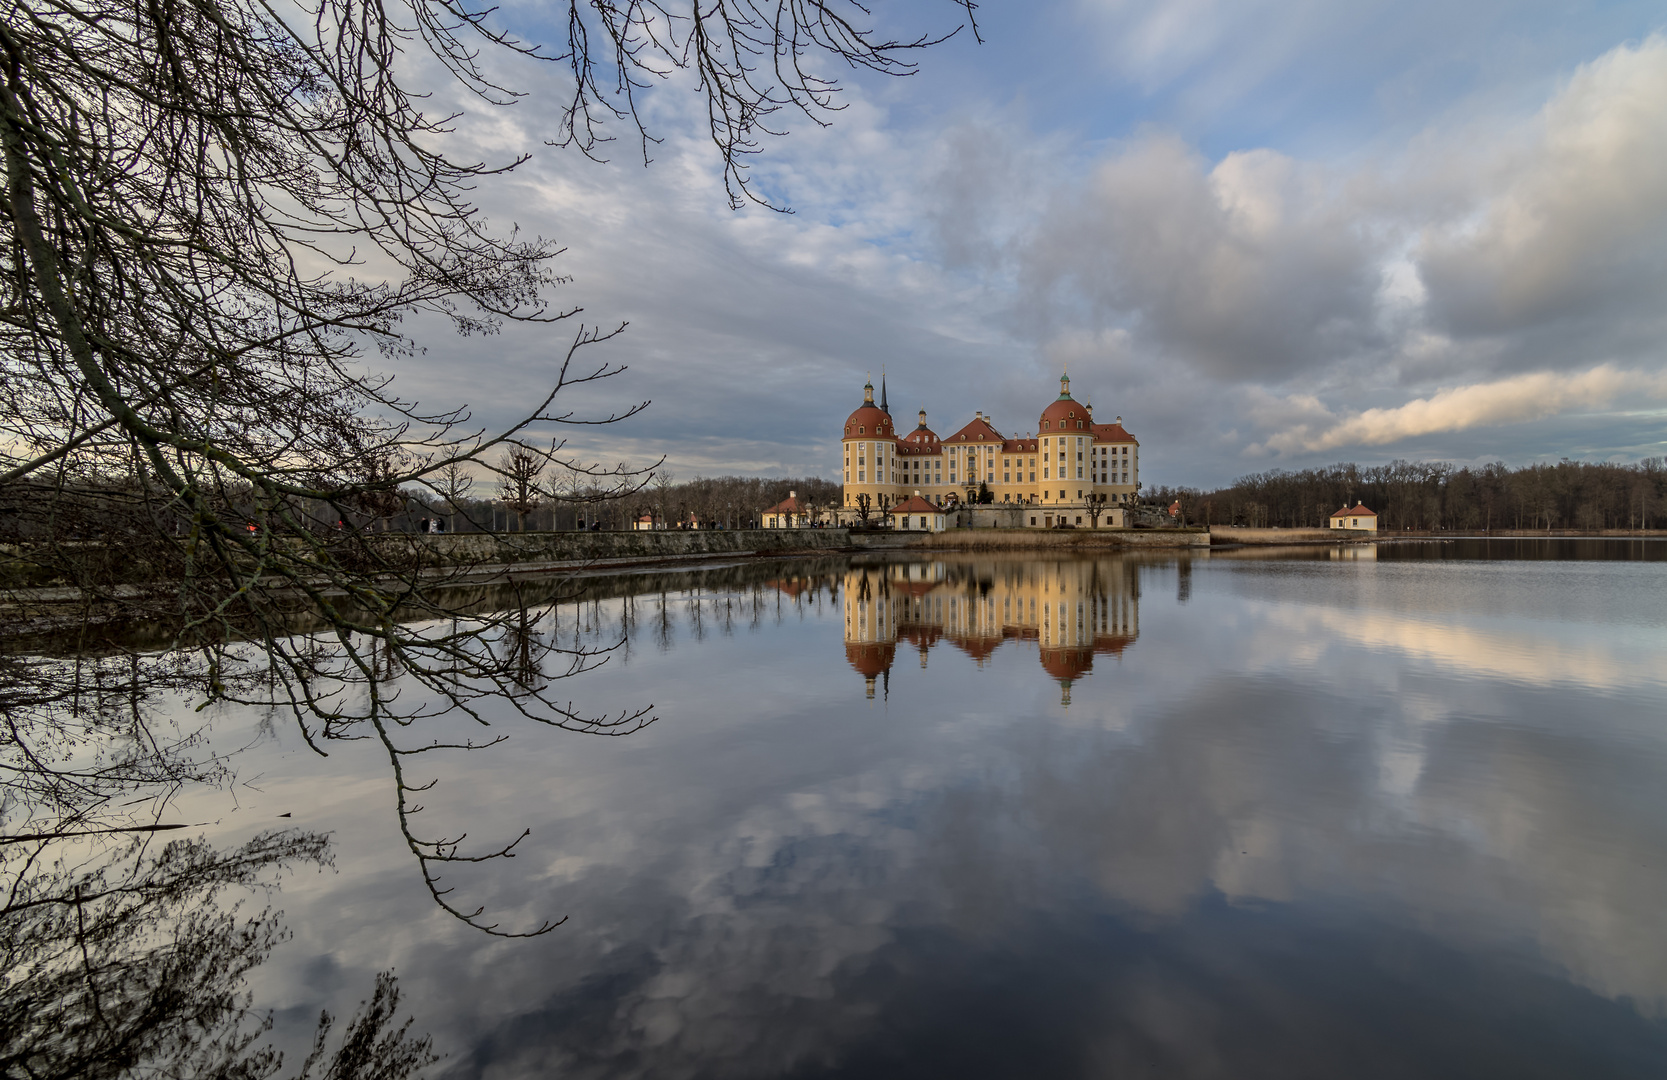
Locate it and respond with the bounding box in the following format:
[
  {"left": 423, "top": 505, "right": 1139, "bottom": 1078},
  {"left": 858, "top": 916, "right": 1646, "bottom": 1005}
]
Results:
[{"left": 14, "top": 539, "right": 1667, "bottom": 1078}]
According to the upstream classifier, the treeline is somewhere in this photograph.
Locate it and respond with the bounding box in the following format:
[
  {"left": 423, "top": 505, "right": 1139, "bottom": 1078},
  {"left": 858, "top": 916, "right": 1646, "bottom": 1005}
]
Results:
[
  {"left": 419, "top": 474, "right": 843, "bottom": 532},
  {"left": 1147, "top": 458, "right": 1667, "bottom": 531}
]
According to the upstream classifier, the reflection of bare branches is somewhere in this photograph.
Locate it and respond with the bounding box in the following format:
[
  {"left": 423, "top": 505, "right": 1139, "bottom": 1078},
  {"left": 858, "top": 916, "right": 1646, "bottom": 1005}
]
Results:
[
  {"left": 4, "top": 557, "right": 856, "bottom": 937},
  {"left": 656, "top": 593, "right": 674, "bottom": 652},
  {"left": 499, "top": 604, "right": 547, "bottom": 697},
  {"left": 0, "top": 653, "right": 226, "bottom": 845},
  {"left": 0, "top": 829, "right": 436, "bottom": 1080}
]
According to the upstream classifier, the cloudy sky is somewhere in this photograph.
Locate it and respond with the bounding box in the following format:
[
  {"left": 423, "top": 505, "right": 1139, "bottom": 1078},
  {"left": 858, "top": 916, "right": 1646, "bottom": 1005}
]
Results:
[{"left": 394, "top": 1, "right": 1667, "bottom": 488}]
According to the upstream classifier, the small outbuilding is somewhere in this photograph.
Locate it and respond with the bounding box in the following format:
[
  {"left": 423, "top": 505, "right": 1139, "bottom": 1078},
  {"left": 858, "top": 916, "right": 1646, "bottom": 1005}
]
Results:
[
  {"left": 762, "top": 491, "right": 811, "bottom": 529},
  {"left": 1330, "top": 503, "right": 1379, "bottom": 532},
  {"left": 887, "top": 493, "right": 948, "bottom": 533}
]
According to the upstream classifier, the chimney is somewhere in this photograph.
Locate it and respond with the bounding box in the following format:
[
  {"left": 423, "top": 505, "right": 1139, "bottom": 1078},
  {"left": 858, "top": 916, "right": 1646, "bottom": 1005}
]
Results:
[
  {"left": 789, "top": 490, "right": 796, "bottom": 499},
  {"left": 1116, "top": 416, "right": 1122, "bottom": 424}
]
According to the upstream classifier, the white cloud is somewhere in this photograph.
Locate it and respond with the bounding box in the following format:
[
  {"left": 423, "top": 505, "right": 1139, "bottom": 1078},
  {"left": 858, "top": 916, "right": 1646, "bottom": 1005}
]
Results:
[
  {"left": 367, "top": 9, "right": 1667, "bottom": 486},
  {"left": 1018, "top": 134, "right": 1383, "bottom": 379},
  {"left": 1415, "top": 35, "right": 1667, "bottom": 337},
  {"left": 1252, "top": 365, "right": 1667, "bottom": 455}
]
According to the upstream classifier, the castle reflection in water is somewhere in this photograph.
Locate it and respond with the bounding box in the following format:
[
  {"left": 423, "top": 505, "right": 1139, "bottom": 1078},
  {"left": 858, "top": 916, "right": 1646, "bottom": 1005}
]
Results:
[{"left": 840, "top": 558, "right": 1139, "bottom": 704}]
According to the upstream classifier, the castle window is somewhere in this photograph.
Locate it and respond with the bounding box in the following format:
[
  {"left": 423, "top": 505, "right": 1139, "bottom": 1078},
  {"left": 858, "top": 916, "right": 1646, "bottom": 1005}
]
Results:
[{"left": 859, "top": 426, "right": 865, "bottom": 434}]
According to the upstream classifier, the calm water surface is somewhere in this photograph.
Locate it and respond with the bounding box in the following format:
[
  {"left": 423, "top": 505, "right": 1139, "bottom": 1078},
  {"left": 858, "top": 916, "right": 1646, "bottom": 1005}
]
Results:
[{"left": 186, "top": 540, "right": 1667, "bottom": 1077}]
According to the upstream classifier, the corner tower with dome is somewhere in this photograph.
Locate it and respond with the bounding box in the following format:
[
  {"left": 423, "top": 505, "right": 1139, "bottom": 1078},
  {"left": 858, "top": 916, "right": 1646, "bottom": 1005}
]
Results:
[{"left": 838, "top": 372, "right": 1141, "bottom": 527}]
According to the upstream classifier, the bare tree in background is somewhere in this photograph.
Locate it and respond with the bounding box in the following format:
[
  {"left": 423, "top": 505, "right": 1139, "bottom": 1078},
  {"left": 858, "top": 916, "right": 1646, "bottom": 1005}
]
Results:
[
  {"left": 650, "top": 471, "right": 677, "bottom": 529},
  {"left": 497, "top": 447, "right": 546, "bottom": 531},
  {"left": 0, "top": 0, "right": 978, "bottom": 935},
  {"left": 435, "top": 461, "right": 475, "bottom": 534}
]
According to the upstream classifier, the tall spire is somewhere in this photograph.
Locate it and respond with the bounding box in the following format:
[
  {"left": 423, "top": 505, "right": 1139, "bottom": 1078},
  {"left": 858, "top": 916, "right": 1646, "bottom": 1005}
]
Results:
[{"left": 880, "top": 369, "right": 890, "bottom": 414}]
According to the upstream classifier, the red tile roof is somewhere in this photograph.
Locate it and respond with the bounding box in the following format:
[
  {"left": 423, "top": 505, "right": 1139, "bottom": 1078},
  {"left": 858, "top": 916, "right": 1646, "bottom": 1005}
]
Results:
[
  {"left": 1091, "top": 422, "right": 1138, "bottom": 445},
  {"left": 945, "top": 416, "right": 1005, "bottom": 443},
  {"left": 886, "top": 495, "right": 942, "bottom": 516}
]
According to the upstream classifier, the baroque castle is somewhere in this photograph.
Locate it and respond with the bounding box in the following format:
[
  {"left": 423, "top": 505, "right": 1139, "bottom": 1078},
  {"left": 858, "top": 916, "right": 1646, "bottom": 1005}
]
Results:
[{"left": 840, "top": 372, "right": 1141, "bottom": 528}]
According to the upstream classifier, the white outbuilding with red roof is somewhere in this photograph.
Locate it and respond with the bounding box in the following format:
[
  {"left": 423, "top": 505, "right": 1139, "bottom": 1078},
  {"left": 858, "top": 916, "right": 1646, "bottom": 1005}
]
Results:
[
  {"left": 886, "top": 493, "right": 949, "bottom": 532},
  {"left": 1330, "top": 503, "right": 1378, "bottom": 532}
]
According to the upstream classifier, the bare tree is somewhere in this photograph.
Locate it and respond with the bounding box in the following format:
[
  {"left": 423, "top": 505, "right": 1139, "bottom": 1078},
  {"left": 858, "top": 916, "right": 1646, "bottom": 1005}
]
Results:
[
  {"left": 497, "top": 447, "right": 546, "bottom": 531},
  {"left": 650, "top": 471, "right": 677, "bottom": 529},
  {"left": 434, "top": 460, "right": 475, "bottom": 534},
  {"left": 0, "top": 0, "right": 976, "bottom": 936}
]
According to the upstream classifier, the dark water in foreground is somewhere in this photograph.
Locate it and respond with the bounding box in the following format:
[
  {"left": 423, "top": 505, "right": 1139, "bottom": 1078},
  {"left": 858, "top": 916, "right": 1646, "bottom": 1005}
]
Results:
[{"left": 156, "top": 541, "right": 1667, "bottom": 1075}]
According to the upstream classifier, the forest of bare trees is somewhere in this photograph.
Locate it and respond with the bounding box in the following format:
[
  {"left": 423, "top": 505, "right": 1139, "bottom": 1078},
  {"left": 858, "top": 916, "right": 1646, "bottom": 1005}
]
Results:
[
  {"left": 1148, "top": 458, "right": 1667, "bottom": 532},
  {"left": 419, "top": 474, "right": 844, "bottom": 532}
]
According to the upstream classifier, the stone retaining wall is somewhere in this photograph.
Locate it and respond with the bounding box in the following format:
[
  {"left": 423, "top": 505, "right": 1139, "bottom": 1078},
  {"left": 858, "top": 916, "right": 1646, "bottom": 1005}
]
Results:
[
  {"left": 385, "top": 527, "right": 852, "bottom": 568},
  {"left": 847, "top": 528, "right": 1207, "bottom": 550},
  {"left": 1209, "top": 526, "right": 1371, "bottom": 545}
]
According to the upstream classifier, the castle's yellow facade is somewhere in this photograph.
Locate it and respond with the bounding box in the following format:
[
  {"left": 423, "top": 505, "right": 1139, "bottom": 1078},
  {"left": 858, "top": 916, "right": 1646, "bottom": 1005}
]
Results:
[
  {"left": 839, "top": 373, "right": 1141, "bottom": 528},
  {"left": 842, "top": 558, "right": 1140, "bottom": 704}
]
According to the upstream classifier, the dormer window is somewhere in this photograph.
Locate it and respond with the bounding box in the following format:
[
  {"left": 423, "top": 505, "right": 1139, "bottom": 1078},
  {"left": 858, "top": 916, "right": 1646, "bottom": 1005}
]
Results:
[{"left": 859, "top": 426, "right": 865, "bottom": 434}]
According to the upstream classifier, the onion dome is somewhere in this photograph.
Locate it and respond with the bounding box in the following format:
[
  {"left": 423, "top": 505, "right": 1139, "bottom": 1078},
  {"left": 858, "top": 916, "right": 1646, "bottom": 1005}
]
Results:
[
  {"left": 901, "top": 409, "right": 939, "bottom": 448},
  {"left": 1039, "top": 645, "right": 1094, "bottom": 683},
  {"left": 844, "top": 378, "right": 895, "bottom": 438},
  {"left": 1039, "top": 371, "right": 1090, "bottom": 434},
  {"left": 846, "top": 641, "right": 896, "bottom": 678}
]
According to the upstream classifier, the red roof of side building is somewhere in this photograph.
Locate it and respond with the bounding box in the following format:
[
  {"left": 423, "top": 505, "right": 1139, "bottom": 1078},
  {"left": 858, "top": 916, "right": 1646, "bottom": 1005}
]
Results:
[
  {"left": 886, "top": 495, "right": 942, "bottom": 516},
  {"left": 1003, "top": 438, "right": 1038, "bottom": 452},
  {"left": 763, "top": 494, "right": 807, "bottom": 515},
  {"left": 1333, "top": 503, "right": 1377, "bottom": 517},
  {"left": 1090, "top": 421, "right": 1138, "bottom": 445}
]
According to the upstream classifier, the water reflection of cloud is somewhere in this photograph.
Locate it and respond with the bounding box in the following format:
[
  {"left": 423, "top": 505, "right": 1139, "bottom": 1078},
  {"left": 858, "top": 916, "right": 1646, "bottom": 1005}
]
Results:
[
  {"left": 418, "top": 668, "right": 1667, "bottom": 1077},
  {"left": 177, "top": 562, "right": 1667, "bottom": 1076},
  {"left": 1256, "top": 602, "right": 1666, "bottom": 692}
]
